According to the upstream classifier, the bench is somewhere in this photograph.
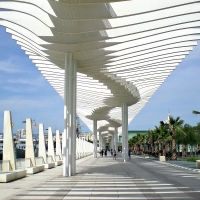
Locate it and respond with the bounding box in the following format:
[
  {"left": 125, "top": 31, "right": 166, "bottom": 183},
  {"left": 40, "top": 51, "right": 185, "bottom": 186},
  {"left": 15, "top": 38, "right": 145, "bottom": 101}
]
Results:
[
  {"left": 26, "top": 165, "right": 44, "bottom": 174},
  {"left": 0, "top": 169, "right": 26, "bottom": 183},
  {"left": 159, "top": 156, "right": 166, "bottom": 162},
  {"left": 43, "top": 162, "right": 55, "bottom": 169},
  {"left": 144, "top": 154, "right": 149, "bottom": 158},
  {"left": 196, "top": 160, "right": 200, "bottom": 169},
  {"left": 55, "top": 160, "right": 62, "bottom": 166}
]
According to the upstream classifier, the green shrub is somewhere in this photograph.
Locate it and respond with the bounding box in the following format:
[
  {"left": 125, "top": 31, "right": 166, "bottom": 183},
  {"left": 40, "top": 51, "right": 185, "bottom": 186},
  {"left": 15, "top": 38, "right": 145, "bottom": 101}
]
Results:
[{"left": 186, "top": 157, "right": 200, "bottom": 162}]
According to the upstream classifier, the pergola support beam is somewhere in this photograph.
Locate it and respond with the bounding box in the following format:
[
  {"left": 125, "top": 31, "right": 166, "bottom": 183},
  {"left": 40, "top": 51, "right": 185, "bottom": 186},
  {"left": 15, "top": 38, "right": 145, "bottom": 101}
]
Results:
[
  {"left": 122, "top": 103, "right": 128, "bottom": 162},
  {"left": 63, "top": 53, "right": 77, "bottom": 177},
  {"left": 114, "top": 127, "right": 118, "bottom": 152},
  {"left": 93, "top": 119, "right": 97, "bottom": 158}
]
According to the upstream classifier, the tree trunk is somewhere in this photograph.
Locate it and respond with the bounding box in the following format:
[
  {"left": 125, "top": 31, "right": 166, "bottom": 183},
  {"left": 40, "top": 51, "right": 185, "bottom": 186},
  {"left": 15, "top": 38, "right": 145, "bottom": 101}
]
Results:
[
  {"left": 195, "top": 144, "right": 198, "bottom": 156},
  {"left": 177, "top": 144, "right": 180, "bottom": 157},
  {"left": 182, "top": 144, "right": 187, "bottom": 158},
  {"left": 165, "top": 143, "right": 170, "bottom": 160},
  {"left": 151, "top": 144, "right": 154, "bottom": 157},
  {"left": 159, "top": 142, "right": 162, "bottom": 156},
  {"left": 163, "top": 143, "right": 166, "bottom": 156},
  {"left": 172, "top": 133, "right": 177, "bottom": 161},
  {"left": 189, "top": 145, "right": 193, "bottom": 157},
  {"left": 134, "top": 145, "right": 137, "bottom": 154},
  {"left": 140, "top": 144, "right": 144, "bottom": 155}
]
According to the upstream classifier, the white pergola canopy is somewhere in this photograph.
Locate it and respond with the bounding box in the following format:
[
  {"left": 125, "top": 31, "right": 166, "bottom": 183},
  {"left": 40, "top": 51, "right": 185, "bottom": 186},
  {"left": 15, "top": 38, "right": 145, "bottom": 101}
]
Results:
[{"left": 1, "top": 0, "right": 200, "bottom": 133}]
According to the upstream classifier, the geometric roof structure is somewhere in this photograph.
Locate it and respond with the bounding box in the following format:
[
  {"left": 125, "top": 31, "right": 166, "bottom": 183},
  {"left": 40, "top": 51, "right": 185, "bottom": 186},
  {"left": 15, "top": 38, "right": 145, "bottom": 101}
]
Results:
[{"left": 1, "top": 0, "right": 200, "bottom": 133}]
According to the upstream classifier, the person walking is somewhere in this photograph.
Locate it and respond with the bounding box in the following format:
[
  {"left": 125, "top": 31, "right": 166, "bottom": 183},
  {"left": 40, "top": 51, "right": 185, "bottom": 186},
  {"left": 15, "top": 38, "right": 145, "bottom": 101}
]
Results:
[
  {"left": 110, "top": 149, "right": 113, "bottom": 156},
  {"left": 128, "top": 148, "right": 131, "bottom": 159},
  {"left": 101, "top": 149, "right": 104, "bottom": 157},
  {"left": 113, "top": 150, "right": 116, "bottom": 160},
  {"left": 105, "top": 149, "right": 107, "bottom": 157}
]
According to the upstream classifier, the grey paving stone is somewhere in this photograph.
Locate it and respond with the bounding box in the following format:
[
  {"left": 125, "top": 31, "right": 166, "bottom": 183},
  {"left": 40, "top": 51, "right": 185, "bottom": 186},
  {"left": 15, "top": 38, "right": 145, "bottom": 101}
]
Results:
[{"left": 1, "top": 155, "right": 200, "bottom": 200}]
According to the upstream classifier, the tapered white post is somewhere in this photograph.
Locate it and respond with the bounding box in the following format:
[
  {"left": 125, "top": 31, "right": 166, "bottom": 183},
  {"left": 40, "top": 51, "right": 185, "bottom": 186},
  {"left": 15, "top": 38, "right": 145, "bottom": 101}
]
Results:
[
  {"left": 83, "top": 138, "right": 85, "bottom": 157},
  {"left": 122, "top": 103, "right": 128, "bottom": 162},
  {"left": 39, "top": 124, "right": 47, "bottom": 163},
  {"left": 3, "top": 111, "right": 16, "bottom": 171},
  {"left": 26, "top": 119, "right": 35, "bottom": 166},
  {"left": 84, "top": 138, "right": 87, "bottom": 156},
  {"left": 62, "top": 132, "right": 64, "bottom": 156},
  {"left": 48, "top": 127, "right": 55, "bottom": 162},
  {"left": 56, "top": 130, "right": 62, "bottom": 159},
  {"left": 81, "top": 138, "right": 83, "bottom": 157}
]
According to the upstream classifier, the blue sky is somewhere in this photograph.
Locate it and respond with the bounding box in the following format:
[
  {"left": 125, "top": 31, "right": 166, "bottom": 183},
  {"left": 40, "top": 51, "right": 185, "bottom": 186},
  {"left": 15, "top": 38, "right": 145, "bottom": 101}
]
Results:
[{"left": 0, "top": 26, "right": 200, "bottom": 134}]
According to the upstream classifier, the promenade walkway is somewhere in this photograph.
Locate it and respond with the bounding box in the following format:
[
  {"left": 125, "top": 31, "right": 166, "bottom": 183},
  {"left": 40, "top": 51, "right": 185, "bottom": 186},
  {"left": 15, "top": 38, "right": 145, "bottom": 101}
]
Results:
[{"left": 1, "top": 154, "right": 200, "bottom": 200}]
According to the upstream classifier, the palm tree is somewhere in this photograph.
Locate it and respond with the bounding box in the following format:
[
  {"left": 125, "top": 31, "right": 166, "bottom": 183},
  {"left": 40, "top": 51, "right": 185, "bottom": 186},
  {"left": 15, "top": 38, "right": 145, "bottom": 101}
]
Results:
[
  {"left": 146, "top": 129, "right": 157, "bottom": 156},
  {"left": 129, "top": 136, "right": 139, "bottom": 154},
  {"left": 183, "top": 124, "right": 196, "bottom": 156},
  {"left": 159, "top": 122, "right": 171, "bottom": 156},
  {"left": 138, "top": 133, "right": 145, "bottom": 155},
  {"left": 193, "top": 122, "right": 200, "bottom": 155},
  {"left": 168, "top": 116, "right": 184, "bottom": 160},
  {"left": 164, "top": 135, "right": 172, "bottom": 159},
  {"left": 154, "top": 126, "right": 161, "bottom": 157},
  {"left": 155, "top": 125, "right": 169, "bottom": 156},
  {"left": 135, "top": 133, "right": 142, "bottom": 154},
  {"left": 145, "top": 131, "right": 151, "bottom": 153}
]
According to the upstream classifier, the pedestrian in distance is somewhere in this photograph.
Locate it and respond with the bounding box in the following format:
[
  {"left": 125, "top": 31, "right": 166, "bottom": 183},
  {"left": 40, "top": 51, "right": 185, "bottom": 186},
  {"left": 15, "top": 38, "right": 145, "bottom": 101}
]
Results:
[
  {"left": 110, "top": 149, "right": 113, "bottom": 156},
  {"left": 128, "top": 148, "right": 131, "bottom": 159},
  {"left": 101, "top": 149, "right": 104, "bottom": 157},
  {"left": 113, "top": 150, "right": 116, "bottom": 160}
]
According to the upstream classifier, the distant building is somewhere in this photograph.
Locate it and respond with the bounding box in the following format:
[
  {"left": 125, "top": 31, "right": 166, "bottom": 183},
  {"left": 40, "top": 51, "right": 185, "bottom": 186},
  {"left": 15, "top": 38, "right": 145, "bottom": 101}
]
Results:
[
  {"left": 79, "top": 133, "right": 94, "bottom": 142},
  {"left": 16, "top": 129, "right": 26, "bottom": 139},
  {"left": 118, "top": 130, "right": 147, "bottom": 143}
]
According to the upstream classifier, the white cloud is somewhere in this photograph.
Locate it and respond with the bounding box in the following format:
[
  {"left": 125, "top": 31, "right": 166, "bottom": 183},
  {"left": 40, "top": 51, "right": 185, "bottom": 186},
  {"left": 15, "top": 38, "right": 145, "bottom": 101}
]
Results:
[
  {"left": 0, "top": 60, "right": 21, "bottom": 73},
  {"left": 0, "top": 56, "right": 30, "bottom": 74},
  {"left": 7, "top": 76, "right": 46, "bottom": 87},
  {"left": 2, "top": 86, "right": 37, "bottom": 93},
  {"left": 0, "top": 96, "right": 60, "bottom": 111}
]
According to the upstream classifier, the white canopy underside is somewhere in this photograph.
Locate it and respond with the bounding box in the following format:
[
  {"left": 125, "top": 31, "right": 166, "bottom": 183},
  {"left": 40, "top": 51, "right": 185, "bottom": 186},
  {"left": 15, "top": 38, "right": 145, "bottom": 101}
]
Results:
[{"left": 0, "top": 0, "right": 200, "bottom": 133}]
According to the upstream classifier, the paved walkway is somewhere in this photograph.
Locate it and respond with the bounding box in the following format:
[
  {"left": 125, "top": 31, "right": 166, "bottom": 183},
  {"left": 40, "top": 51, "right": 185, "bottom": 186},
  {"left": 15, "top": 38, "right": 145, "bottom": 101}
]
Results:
[
  {"left": 134, "top": 155, "right": 199, "bottom": 171},
  {"left": 1, "top": 154, "right": 200, "bottom": 200}
]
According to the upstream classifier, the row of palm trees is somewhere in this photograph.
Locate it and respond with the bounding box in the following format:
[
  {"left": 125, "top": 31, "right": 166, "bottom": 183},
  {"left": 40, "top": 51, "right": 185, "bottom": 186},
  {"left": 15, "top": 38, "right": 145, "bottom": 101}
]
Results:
[{"left": 128, "top": 115, "right": 200, "bottom": 160}]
